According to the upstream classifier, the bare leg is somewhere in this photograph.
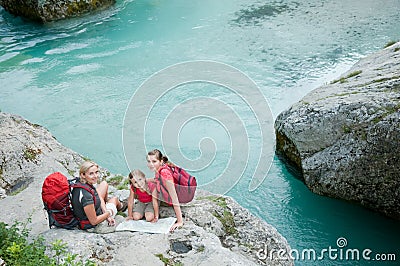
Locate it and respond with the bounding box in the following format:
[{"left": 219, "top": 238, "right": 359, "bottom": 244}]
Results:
[
  {"left": 95, "top": 181, "right": 109, "bottom": 213},
  {"left": 145, "top": 212, "right": 154, "bottom": 222},
  {"left": 108, "top": 196, "right": 123, "bottom": 210},
  {"left": 96, "top": 181, "right": 109, "bottom": 201},
  {"left": 133, "top": 212, "right": 143, "bottom": 220},
  {"left": 96, "top": 181, "right": 122, "bottom": 210}
]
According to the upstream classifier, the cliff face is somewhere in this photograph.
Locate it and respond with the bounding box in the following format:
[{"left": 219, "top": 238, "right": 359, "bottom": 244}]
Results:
[
  {"left": 0, "top": 0, "right": 115, "bottom": 22},
  {"left": 275, "top": 42, "right": 400, "bottom": 220},
  {"left": 0, "top": 112, "right": 293, "bottom": 265}
]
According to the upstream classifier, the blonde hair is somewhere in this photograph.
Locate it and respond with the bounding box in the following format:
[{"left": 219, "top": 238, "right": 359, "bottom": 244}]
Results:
[
  {"left": 79, "top": 161, "right": 99, "bottom": 184},
  {"left": 128, "top": 169, "right": 150, "bottom": 194}
]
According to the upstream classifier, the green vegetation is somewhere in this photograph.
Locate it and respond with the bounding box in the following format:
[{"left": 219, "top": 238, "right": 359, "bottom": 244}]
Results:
[
  {"left": 209, "top": 197, "right": 238, "bottom": 236},
  {"left": 213, "top": 209, "right": 238, "bottom": 236},
  {"left": 384, "top": 40, "right": 397, "bottom": 48},
  {"left": 196, "top": 196, "right": 238, "bottom": 236},
  {"left": 370, "top": 75, "right": 400, "bottom": 84},
  {"left": 107, "top": 174, "right": 130, "bottom": 190},
  {"left": 198, "top": 195, "right": 227, "bottom": 208},
  {"left": 347, "top": 74, "right": 400, "bottom": 89},
  {"left": 82, "top": 156, "right": 92, "bottom": 162},
  {"left": 331, "top": 77, "right": 346, "bottom": 84},
  {"left": 117, "top": 178, "right": 130, "bottom": 190},
  {"left": 23, "top": 147, "right": 41, "bottom": 162},
  {"left": 56, "top": 159, "right": 76, "bottom": 178},
  {"left": 67, "top": 169, "right": 75, "bottom": 177},
  {"left": 197, "top": 245, "right": 205, "bottom": 252},
  {"left": 361, "top": 131, "right": 367, "bottom": 141},
  {"left": 331, "top": 70, "right": 362, "bottom": 84},
  {"left": 196, "top": 195, "right": 214, "bottom": 201},
  {"left": 346, "top": 70, "right": 363, "bottom": 79},
  {"left": 117, "top": 211, "right": 127, "bottom": 217},
  {"left": 154, "top": 253, "right": 182, "bottom": 266},
  {"left": 108, "top": 175, "right": 123, "bottom": 185},
  {"left": 0, "top": 220, "right": 95, "bottom": 265},
  {"left": 342, "top": 125, "right": 351, "bottom": 134},
  {"left": 372, "top": 104, "right": 400, "bottom": 124},
  {"left": 10, "top": 186, "right": 27, "bottom": 196}
]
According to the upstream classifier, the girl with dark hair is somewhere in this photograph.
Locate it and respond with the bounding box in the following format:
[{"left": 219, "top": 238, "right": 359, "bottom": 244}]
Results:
[{"left": 147, "top": 149, "right": 183, "bottom": 231}]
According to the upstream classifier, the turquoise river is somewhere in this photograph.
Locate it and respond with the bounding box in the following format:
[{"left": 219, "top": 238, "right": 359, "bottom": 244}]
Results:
[{"left": 1, "top": 0, "right": 399, "bottom": 265}]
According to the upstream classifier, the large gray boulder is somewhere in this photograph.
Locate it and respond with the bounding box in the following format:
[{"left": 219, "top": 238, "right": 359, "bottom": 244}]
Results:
[
  {"left": 275, "top": 42, "right": 400, "bottom": 220},
  {"left": 0, "top": 0, "right": 115, "bottom": 22},
  {"left": 0, "top": 112, "right": 293, "bottom": 265}
]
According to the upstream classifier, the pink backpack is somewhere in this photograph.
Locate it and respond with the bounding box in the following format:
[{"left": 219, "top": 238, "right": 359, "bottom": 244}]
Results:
[{"left": 156, "top": 165, "right": 197, "bottom": 205}]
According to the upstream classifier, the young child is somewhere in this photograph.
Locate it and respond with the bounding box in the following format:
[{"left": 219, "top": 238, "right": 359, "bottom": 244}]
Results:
[{"left": 126, "top": 169, "right": 159, "bottom": 223}]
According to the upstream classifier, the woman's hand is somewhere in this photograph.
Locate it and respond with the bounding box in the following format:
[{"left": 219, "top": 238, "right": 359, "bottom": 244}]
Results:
[
  {"left": 170, "top": 221, "right": 183, "bottom": 232},
  {"left": 150, "top": 216, "right": 158, "bottom": 223},
  {"left": 107, "top": 216, "right": 116, "bottom": 226},
  {"left": 126, "top": 215, "right": 134, "bottom": 221}
]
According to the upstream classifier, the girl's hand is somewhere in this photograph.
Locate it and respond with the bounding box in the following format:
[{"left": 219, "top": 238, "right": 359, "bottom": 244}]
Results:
[
  {"left": 170, "top": 221, "right": 183, "bottom": 232},
  {"left": 151, "top": 217, "right": 158, "bottom": 223},
  {"left": 126, "top": 215, "right": 134, "bottom": 221}
]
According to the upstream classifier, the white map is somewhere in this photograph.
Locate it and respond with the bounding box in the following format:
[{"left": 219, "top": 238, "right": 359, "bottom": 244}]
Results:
[{"left": 116, "top": 217, "right": 177, "bottom": 234}]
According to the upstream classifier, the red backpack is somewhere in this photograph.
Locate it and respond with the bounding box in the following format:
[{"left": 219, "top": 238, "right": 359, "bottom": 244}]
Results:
[
  {"left": 156, "top": 165, "right": 197, "bottom": 205},
  {"left": 41, "top": 172, "right": 95, "bottom": 230}
]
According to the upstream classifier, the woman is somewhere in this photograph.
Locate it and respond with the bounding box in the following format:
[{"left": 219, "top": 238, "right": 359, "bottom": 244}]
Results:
[
  {"left": 147, "top": 149, "right": 183, "bottom": 231},
  {"left": 71, "top": 161, "right": 124, "bottom": 230}
]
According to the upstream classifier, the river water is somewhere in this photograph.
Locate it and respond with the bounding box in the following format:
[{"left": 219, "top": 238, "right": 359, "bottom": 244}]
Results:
[{"left": 1, "top": 0, "right": 399, "bottom": 265}]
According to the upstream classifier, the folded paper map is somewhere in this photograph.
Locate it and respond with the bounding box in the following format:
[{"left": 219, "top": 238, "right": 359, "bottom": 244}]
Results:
[{"left": 116, "top": 217, "right": 177, "bottom": 234}]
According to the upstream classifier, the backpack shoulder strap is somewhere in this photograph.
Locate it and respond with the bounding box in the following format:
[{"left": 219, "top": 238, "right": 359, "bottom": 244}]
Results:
[
  {"left": 71, "top": 182, "right": 97, "bottom": 205},
  {"left": 157, "top": 164, "right": 173, "bottom": 178}
]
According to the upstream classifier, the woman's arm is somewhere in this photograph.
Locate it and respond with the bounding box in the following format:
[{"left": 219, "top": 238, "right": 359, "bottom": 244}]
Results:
[
  {"left": 126, "top": 189, "right": 135, "bottom": 220},
  {"left": 165, "top": 180, "right": 183, "bottom": 231},
  {"left": 151, "top": 189, "right": 159, "bottom": 223},
  {"left": 84, "top": 204, "right": 111, "bottom": 225},
  {"left": 147, "top": 177, "right": 155, "bottom": 182}
]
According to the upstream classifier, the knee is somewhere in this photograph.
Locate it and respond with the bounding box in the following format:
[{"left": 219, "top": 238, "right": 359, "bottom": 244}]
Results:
[
  {"left": 145, "top": 213, "right": 154, "bottom": 222},
  {"left": 108, "top": 196, "right": 120, "bottom": 207},
  {"left": 99, "top": 181, "right": 109, "bottom": 190},
  {"left": 133, "top": 213, "right": 142, "bottom": 220}
]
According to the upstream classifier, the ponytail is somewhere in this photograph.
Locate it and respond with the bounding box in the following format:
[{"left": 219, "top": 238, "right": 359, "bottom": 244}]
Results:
[{"left": 148, "top": 149, "right": 175, "bottom": 167}]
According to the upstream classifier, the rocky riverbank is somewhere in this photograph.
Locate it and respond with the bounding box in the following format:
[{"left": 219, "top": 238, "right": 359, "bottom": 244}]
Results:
[
  {"left": 0, "top": 0, "right": 115, "bottom": 22},
  {"left": 275, "top": 42, "right": 400, "bottom": 220},
  {"left": 0, "top": 112, "right": 293, "bottom": 265}
]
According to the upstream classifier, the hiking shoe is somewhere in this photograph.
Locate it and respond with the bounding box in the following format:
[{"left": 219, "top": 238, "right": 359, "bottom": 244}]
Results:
[{"left": 119, "top": 201, "right": 128, "bottom": 212}]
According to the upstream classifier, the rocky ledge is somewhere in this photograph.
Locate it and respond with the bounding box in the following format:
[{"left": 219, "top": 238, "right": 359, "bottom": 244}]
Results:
[
  {"left": 0, "top": 112, "right": 293, "bottom": 265},
  {"left": 0, "top": 0, "right": 115, "bottom": 22},
  {"left": 275, "top": 42, "right": 400, "bottom": 220}
]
